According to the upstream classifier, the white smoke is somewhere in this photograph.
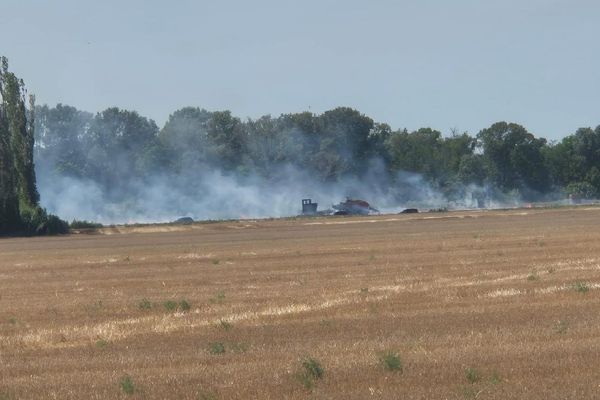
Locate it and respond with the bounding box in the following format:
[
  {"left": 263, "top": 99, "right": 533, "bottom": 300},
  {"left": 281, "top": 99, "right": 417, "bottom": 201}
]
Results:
[{"left": 38, "top": 161, "right": 471, "bottom": 224}]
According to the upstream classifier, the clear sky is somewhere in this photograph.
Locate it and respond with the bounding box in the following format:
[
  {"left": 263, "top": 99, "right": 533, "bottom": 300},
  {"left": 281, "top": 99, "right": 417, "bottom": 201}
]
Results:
[{"left": 2, "top": 0, "right": 599, "bottom": 140}]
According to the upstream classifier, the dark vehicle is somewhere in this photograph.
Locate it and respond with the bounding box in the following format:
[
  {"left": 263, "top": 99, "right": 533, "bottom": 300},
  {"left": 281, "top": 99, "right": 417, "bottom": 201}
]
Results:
[
  {"left": 301, "top": 199, "right": 318, "bottom": 215},
  {"left": 399, "top": 208, "right": 418, "bottom": 214}
]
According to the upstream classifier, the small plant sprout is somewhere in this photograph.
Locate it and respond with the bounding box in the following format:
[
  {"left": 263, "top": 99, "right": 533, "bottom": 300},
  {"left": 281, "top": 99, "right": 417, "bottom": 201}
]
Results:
[
  {"left": 119, "top": 375, "right": 135, "bottom": 395},
  {"left": 302, "top": 357, "right": 324, "bottom": 380},
  {"left": 230, "top": 342, "right": 249, "bottom": 353},
  {"left": 209, "top": 342, "right": 226, "bottom": 355},
  {"left": 179, "top": 299, "right": 191, "bottom": 311},
  {"left": 212, "top": 258, "right": 220, "bottom": 265},
  {"left": 163, "top": 300, "right": 178, "bottom": 311},
  {"left": 380, "top": 351, "right": 403, "bottom": 372},
  {"left": 211, "top": 291, "right": 226, "bottom": 304},
  {"left": 198, "top": 390, "right": 217, "bottom": 400},
  {"left": 573, "top": 281, "right": 589, "bottom": 293},
  {"left": 490, "top": 371, "right": 502, "bottom": 385},
  {"left": 219, "top": 319, "right": 233, "bottom": 331},
  {"left": 296, "top": 357, "right": 324, "bottom": 389},
  {"left": 138, "top": 298, "right": 152, "bottom": 310},
  {"left": 465, "top": 367, "right": 480, "bottom": 384},
  {"left": 95, "top": 339, "right": 108, "bottom": 348},
  {"left": 554, "top": 320, "right": 568, "bottom": 334},
  {"left": 527, "top": 273, "right": 538, "bottom": 281}
]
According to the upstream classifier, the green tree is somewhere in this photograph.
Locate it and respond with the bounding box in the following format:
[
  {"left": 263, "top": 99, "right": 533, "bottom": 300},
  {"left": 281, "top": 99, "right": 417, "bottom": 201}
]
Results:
[
  {"left": 548, "top": 126, "right": 600, "bottom": 197},
  {"left": 206, "top": 110, "right": 247, "bottom": 171},
  {"left": 34, "top": 103, "right": 93, "bottom": 177},
  {"left": 87, "top": 107, "right": 159, "bottom": 190},
  {"left": 246, "top": 115, "right": 285, "bottom": 176},
  {"left": 0, "top": 56, "right": 67, "bottom": 234},
  {"left": 0, "top": 84, "right": 21, "bottom": 229},
  {"left": 387, "top": 127, "right": 443, "bottom": 178},
  {"left": 477, "top": 122, "right": 550, "bottom": 192},
  {"left": 158, "top": 107, "right": 212, "bottom": 171},
  {"left": 0, "top": 58, "right": 39, "bottom": 209},
  {"left": 316, "top": 107, "right": 374, "bottom": 178}
]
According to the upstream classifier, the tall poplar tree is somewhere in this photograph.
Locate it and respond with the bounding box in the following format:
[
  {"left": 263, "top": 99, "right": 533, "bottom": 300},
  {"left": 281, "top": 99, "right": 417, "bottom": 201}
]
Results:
[{"left": 0, "top": 56, "right": 65, "bottom": 234}]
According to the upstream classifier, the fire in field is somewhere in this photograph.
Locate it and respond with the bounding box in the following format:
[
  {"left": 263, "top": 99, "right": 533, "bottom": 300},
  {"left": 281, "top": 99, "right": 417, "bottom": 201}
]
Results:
[{"left": 1, "top": 206, "right": 600, "bottom": 399}]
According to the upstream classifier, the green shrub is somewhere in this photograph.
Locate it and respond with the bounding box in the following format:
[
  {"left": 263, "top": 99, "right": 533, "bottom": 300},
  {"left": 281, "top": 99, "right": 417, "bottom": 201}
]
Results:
[
  {"left": 302, "top": 357, "right": 324, "bottom": 379},
  {"left": 490, "top": 371, "right": 502, "bottom": 385},
  {"left": 527, "top": 273, "right": 538, "bottom": 281},
  {"left": 179, "top": 299, "right": 191, "bottom": 311},
  {"left": 119, "top": 375, "right": 135, "bottom": 395},
  {"left": 573, "top": 282, "right": 589, "bottom": 293},
  {"left": 465, "top": 367, "right": 480, "bottom": 384},
  {"left": 297, "top": 357, "right": 324, "bottom": 389},
  {"left": 19, "top": 207, "right": 68, "bottom": 235},
  {"left": 209, "top": 342, "right": 226, "bottom": 354},
  {"left": 198, "top": 390, "right": 217, "bottom": 400},
  {"left": 163, "top": 300, "right": 178, "bottom": 311},
  {"left": 44, "top": 214, "right": 69, "bottom": 234},
  {"left": 219, "top": 319, "right": 233, "bottom": 331},
  {"left": 210, "top": 291, "right": 226, "bottom": 304},
  {"left": 138, "top": 299, "right": 152, "bottom": 310},
  {"left": 554, "top": 320, "right": 568, "bottom": 334},
  {"left": 380, "top": 351, "right": 402, "bottom": 372},
  {"left": 70, "top": 219, "right": 103, "bottom": 229}
]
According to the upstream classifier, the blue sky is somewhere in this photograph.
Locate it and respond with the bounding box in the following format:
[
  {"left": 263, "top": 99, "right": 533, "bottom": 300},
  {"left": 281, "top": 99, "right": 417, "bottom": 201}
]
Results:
[{"left": 2, "top": 0, "right": 599, "bottom": 140}]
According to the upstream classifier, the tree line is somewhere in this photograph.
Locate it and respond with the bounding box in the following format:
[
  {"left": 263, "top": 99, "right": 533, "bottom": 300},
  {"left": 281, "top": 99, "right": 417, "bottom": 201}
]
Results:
[
  {"left": 2, "top": 55, "right": 600, "bottom": 233},
  {"left": 34, "top": 104, "right": 600, "bottom": 205}
]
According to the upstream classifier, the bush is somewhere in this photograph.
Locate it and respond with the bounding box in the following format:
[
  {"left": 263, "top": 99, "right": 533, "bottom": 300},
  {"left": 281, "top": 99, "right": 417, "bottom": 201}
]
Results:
[
  {"left": 209, "top": 342, "right": 226, "bottom": 354},
  {"left": 465, "top": 367, "right": 480, "bottom": 384},
  {"left": 70, "top": 219, "right": 103, "bottom": 229},
  {"left": 119, "top": 375, "right": 135, "bottom": 395},
  {"left": 138, "top": 299, "right": 152, "bottom": 310},
  {"left": 302, "top": 357, "right": 324, "bottom": 379},
  {"left": 45, "top": 214, "right": 69, "bottom": 234},
  {"left": 19, "top": 207, "right": 68, "bottom": 235},
  {"left": 565, "top": 182, "right": 597, "bottom": 199},
  {"left": 297, "top": 357, "right": 324, "bottom": 389},
  {"left": 380, "top": 351, "right": 402, "bottom": 372},
  {"left": 573, "top": 281, "right": 589, "bottom": 293},
  {"left": 179, "top": 299, "right": 191, "bottom": 311},
  {"left": 219, "top": 319, "right": 233, "bottom": 331}
]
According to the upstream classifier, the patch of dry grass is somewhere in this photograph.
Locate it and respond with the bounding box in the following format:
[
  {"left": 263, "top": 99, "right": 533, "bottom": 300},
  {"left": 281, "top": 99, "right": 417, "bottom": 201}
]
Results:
[{"left": 1, "top": 207, "right": 600, "bottom": 398}]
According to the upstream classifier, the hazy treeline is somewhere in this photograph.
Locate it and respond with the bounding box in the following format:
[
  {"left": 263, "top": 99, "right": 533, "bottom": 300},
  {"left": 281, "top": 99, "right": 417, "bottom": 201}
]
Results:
[
  {"left": 33, "top": 102, "right": 600, "bottom": 223},
  {"left": 0, "top": 58, "right": 67, "bottom": 234}
]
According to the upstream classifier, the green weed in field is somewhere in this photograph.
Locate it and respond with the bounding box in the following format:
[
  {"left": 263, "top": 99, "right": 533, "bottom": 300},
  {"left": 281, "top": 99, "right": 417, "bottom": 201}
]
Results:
[
  {"left": 380, "top": 351, "right": 402, "bottom": 372},
  {"left": 119, "top": 375, "right": 135, "bottom": 395}
]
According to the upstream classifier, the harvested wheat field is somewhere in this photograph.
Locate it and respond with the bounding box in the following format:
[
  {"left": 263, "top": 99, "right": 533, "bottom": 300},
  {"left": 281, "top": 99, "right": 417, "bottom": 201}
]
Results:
[{"left": 1, "top": 207, "right": 600, "bottom": 399}]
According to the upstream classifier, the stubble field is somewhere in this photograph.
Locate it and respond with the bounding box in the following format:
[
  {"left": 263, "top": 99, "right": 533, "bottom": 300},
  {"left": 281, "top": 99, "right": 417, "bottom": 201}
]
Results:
[{"left": 1, "top": 207, "right": 600, "bottom": 399}]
